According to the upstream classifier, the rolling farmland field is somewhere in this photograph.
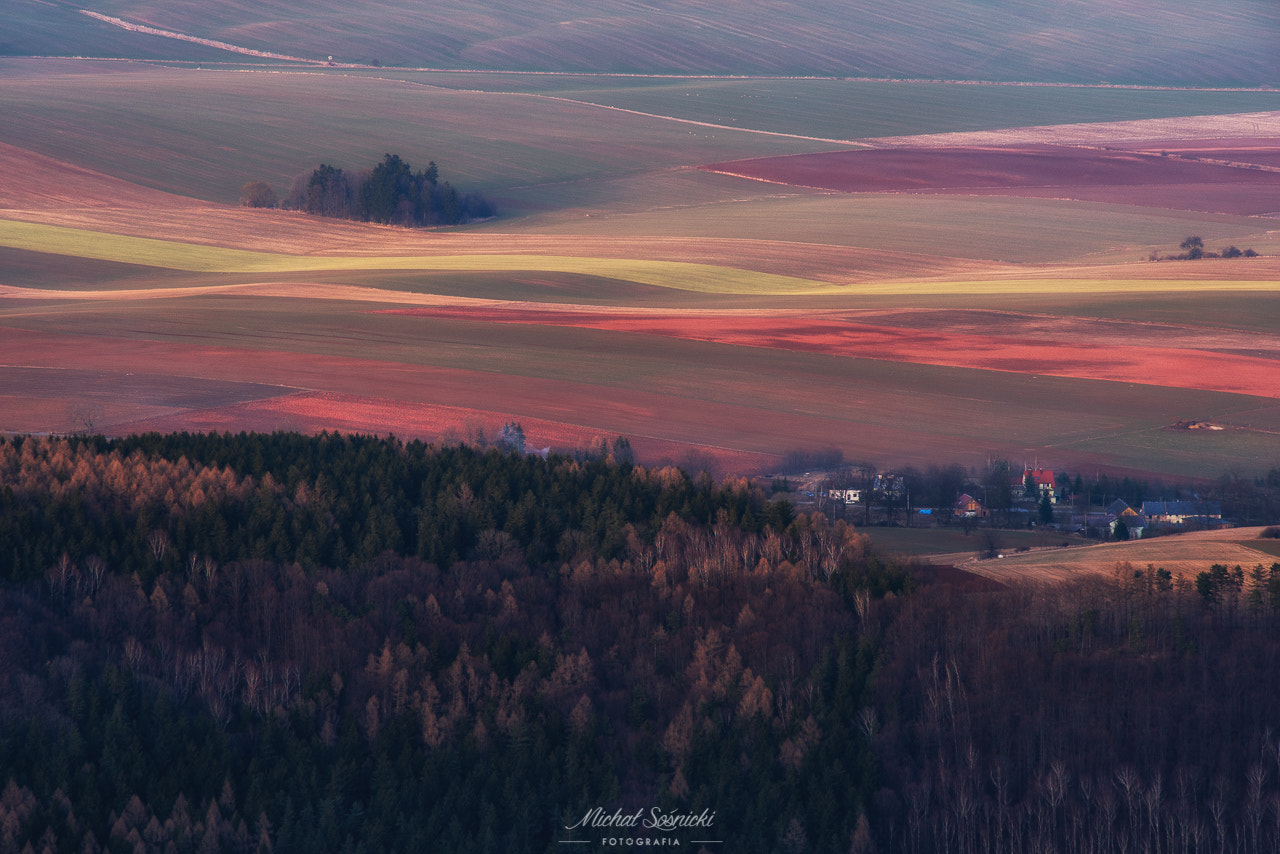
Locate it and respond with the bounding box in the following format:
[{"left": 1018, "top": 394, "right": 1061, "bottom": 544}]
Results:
[
  {"left": 7, "top": 3, "right": 1280, "bottom": 850},
  {"left": 1, "top": 59, "right": 1278, "bottom": 480},
  {"left": 6, "top": 8, "right": 1280, "bottom": 854},
  {"left": 6, "top": 0, "right": 1277, "bottom": 84},
  {"left": 955, "top": 526, "right": 1280, "bottom": 583}
]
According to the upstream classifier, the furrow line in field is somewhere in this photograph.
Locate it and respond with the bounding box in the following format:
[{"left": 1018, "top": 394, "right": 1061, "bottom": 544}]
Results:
[{"left": 79, "top": 10, "right": 322, "bottom": 64}]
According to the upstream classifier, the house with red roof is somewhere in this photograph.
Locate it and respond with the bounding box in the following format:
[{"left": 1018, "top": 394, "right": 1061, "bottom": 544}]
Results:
[{"left": 1012, "top": 469, "right": 1059, "bottom": 503}]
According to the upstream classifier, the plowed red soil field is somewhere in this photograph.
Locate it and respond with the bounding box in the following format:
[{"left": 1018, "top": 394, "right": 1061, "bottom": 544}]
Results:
[
  {"left": 0, "top": 327, "right": 783, "bottom": 476},
  {"left": 702, "top": 143, "right": 1280, "bottom": 214},
  {"left": 377, "top": 305, "right": 1280, "bottom": 400},
  {"left": 110, "top": 391, "right": 778, "bottom": 477},
  {"left": 1106, "top": 138, "right": 1280, "bottom": 169}
]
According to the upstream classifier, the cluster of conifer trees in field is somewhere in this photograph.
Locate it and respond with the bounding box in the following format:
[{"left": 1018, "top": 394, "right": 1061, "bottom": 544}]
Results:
[
  {"left": 2, "top": 432, "right": 1280, "bottom": 853},
  {"left": 241, "top": 154, "right": 494, "bottom": 226}
]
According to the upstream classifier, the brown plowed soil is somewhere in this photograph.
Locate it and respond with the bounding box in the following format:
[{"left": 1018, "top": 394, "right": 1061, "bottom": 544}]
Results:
[
  {"left": 0, "top": 141, "right": 219, "bottom": 212},
  {"left": 1106, "top": 138, "right": 1280, "bottom": 169},
  {"left": 702, "top": 143, "right": 1280, "bottom": 215}
]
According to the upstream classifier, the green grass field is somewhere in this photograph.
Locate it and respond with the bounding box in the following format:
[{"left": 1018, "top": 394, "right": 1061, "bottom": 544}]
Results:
[
  {"left": 859, "top": 526, "right": 1086, "bottom": 558},
  {"left": 0, "top": 61, "right": 846, "bottom": 204},
  {"left": 375, "top": 73, "right": 1280, "bottom": 142}
]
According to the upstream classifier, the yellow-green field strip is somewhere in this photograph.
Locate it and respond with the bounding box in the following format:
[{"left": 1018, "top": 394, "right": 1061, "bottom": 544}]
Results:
[
  {"left": 0, "top": 219, "right": 823, "bottom": 295},
  {"left": 3, "top": 219, "right": 1276, "bottom": 297}
]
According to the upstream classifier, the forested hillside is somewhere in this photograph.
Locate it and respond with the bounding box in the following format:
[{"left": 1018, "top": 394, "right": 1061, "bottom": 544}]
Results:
[{"left": 1, "top": 433, "right": 1279, "bottom": 852}]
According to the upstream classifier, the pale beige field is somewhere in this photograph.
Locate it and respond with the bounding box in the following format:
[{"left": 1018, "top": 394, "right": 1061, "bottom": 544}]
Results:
[
  {"left": 866, "top": 111, "right": 1280, "bottom": 148},
  {"left": 955, "top": 527, "right": 1280, "bottom": 583}
]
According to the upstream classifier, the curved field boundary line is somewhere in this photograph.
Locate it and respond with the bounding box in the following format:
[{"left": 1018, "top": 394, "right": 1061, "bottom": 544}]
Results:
[
  {"left": 0, "top": 219, "right": 826, "bottom": 295},
  {"left": 513, "top": 93, "right": 871, "bottom": 147},
  {"left": 79, "top": 10, "right": 321, "bottom": 64},
  {"left": 308, "top": 72, "right": 870, "bottom": 148},
  {"left": 314, "top": 71, "right": 874, "bottom": 147}
]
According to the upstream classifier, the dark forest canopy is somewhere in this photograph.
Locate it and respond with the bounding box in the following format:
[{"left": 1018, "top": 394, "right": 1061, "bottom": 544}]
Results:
[
  {"left": 276, "top": 153, "right": 494, "bottom": 226},
  {"left": 2, "top": 432, "right": 1280, "bottom": 853}
]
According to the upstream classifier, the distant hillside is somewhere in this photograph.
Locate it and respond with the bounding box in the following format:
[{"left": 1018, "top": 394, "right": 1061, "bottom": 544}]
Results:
[{"left": 5, "top": 0, "right": 1277, "bottom": 85}]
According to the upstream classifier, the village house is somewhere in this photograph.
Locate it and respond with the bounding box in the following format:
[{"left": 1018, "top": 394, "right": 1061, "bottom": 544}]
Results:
[
  {"left": 875, "top": 473, "right": 906, "bottom": 496},
  {"left": 955, "top": 493, "right": 987, "bottom": 518},
  {"left": 1106, "top": 499, "right": 1139, "bottom": 518},
  {"left": 1013, "top": 468, "right": 1059, "bottom": 503},
  {"left": 1141, "top": 500, "right": 1224, "bottom": 526},
  {"left": 1109, "top": 514, "right": 1147, "bottom": 539},
  {"left": 1103, "top": 499, "right": 1146, "bottom": 537}
]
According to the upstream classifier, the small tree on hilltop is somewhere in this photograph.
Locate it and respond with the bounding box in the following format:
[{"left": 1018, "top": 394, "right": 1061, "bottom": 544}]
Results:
[
  {"left": 1180, "top": 235, "right": 1204, "bottom": 259},
  {"left": 239, "top": 181, "right": 277, "bottom": 208}
]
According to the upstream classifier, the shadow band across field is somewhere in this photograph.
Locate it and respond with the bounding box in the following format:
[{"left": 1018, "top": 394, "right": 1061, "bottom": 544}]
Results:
[{"left": 0, "top": 366, "right": 295, "bottom": 434}]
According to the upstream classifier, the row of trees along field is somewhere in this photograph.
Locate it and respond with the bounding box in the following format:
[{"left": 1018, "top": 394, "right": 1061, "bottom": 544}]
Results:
[
  {"left": 241, "top": 154, "right": 494, "bottom": 226},
  {"left": 2, "top": 432, "right": 1280, "bottom": 852}
]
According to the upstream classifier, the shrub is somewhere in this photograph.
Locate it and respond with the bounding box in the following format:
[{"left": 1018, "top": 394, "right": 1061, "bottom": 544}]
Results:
[{"left": 239, "top": 180, "right": 277, "bottom": 208}]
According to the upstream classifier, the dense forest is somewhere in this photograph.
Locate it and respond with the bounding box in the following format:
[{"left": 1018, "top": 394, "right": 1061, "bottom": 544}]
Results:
[
  {"left": 1, "top": 433, "right": 1279, "bottom": 853},
  {"left": 244, "top": 154, "right": 494, "bottom": 225}
]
